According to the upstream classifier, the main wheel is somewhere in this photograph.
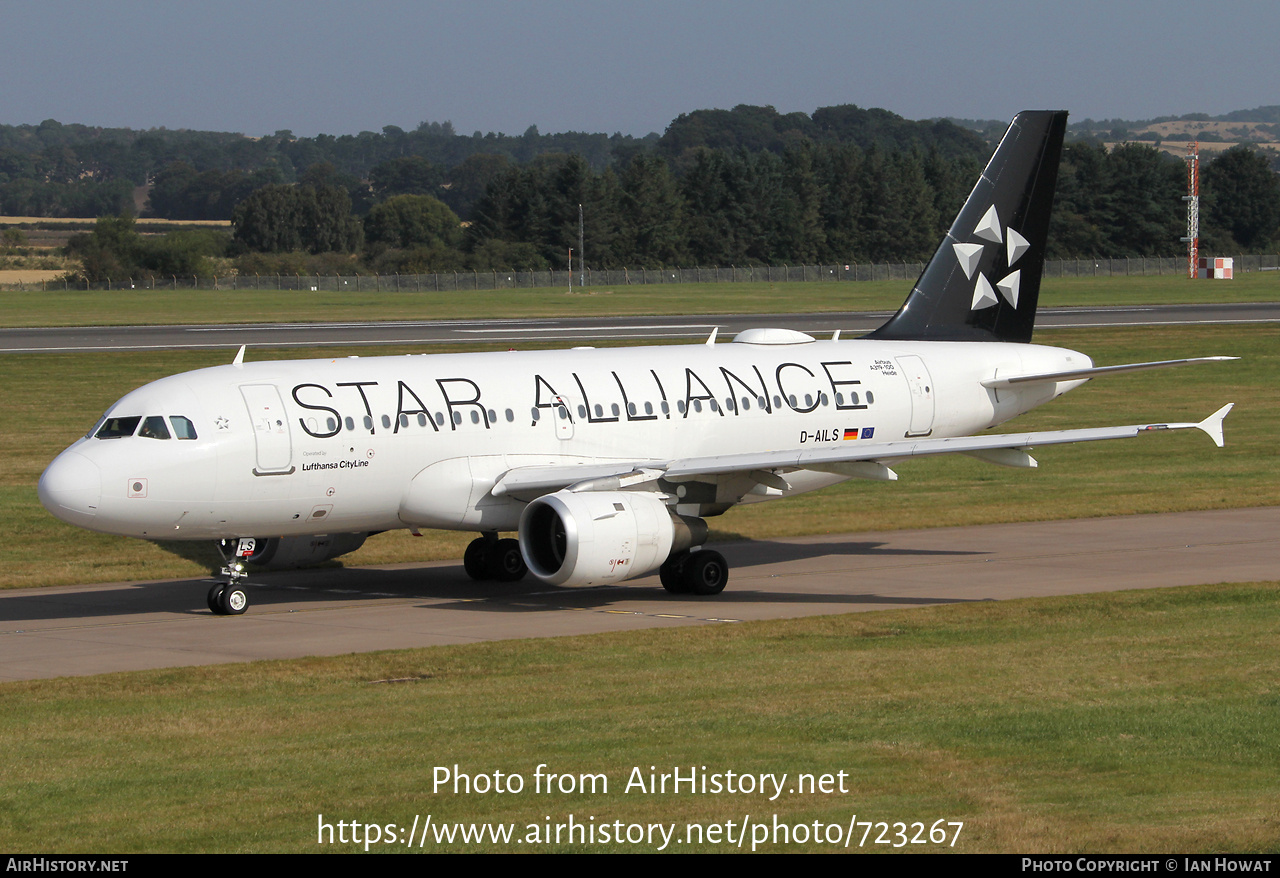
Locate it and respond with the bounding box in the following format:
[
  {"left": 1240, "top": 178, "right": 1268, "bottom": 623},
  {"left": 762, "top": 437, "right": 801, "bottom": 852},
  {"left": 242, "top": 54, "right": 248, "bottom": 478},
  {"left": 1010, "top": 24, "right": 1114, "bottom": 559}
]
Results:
[
  {"left": 219, "top": 583, "right": 249, "bottom": 615},
  {"left": 488, "top": 538, "right": 528, "bottom": 582},
  {"left": 682, "top": 550, "right": 728, "bottom": 596},
  {"left": 207, "top": 583, "right": 227, "bottom": 614},
  {"left": 463, "top": 537, "right": 491, "bottom": 580},
  {"left": 659, "top": 552, "right": 690, "bottom": 593}
]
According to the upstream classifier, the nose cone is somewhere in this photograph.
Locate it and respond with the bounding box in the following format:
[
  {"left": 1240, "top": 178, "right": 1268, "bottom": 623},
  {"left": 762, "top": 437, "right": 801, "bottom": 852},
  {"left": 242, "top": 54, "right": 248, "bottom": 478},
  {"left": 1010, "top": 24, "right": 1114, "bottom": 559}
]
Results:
[{"left": 38, "top": 450, "right": 102, "bottom": 528}]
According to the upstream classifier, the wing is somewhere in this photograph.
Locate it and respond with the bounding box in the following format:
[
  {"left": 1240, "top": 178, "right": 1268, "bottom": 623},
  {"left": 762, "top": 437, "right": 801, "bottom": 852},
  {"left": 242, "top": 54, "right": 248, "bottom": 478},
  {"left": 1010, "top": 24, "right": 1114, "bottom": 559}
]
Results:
[{"left": 490, "top": 404, "right": 1234, "bottom": 500}]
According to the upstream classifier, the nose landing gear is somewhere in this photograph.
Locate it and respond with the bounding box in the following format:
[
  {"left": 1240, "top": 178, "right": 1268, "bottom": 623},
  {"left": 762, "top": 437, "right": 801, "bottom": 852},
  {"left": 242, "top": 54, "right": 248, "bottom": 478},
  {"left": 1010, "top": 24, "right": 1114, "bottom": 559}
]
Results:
[
  {"left": 206, "top": 581, "right": 249, "bottom": 615},
  {"left": 208, "top": 538, "right": 255, "bottom": 615}
]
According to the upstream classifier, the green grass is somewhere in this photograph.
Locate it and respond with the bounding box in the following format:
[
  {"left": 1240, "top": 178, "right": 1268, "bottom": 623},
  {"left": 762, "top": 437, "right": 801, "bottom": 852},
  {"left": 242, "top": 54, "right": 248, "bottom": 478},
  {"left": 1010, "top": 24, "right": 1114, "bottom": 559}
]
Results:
[
  {"left": 1, "top": 273, "right": 1278, "bottom": 327},
  {"left": 1, "top": 582, "right": 1277, "bottom": 852},
  {"left": 3, "top": 322, "right": 1273, "bottom": 589}
]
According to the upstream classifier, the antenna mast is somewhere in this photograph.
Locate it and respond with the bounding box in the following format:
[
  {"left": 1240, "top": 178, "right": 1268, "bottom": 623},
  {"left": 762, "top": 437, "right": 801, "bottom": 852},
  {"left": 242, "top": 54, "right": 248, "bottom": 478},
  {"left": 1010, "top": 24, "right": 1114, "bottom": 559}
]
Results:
[{"left": 1182, "top": 142, "right": 1200, "bottom": 279}]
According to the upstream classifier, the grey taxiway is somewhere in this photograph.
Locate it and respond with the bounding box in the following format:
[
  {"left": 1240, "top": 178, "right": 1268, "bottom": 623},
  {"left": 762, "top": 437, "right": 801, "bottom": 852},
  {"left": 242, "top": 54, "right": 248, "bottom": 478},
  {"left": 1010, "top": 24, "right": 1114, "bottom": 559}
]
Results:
[{"left": 2, "top": 508, "right": 1276, "bottom": 682}]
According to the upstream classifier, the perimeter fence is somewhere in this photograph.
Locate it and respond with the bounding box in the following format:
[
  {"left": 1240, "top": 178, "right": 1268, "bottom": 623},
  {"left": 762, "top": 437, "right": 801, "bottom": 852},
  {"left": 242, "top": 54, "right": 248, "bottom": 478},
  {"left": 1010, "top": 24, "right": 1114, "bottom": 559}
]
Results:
[{"left": 3, "top": 255, "right": 1278, "bottom": 292}]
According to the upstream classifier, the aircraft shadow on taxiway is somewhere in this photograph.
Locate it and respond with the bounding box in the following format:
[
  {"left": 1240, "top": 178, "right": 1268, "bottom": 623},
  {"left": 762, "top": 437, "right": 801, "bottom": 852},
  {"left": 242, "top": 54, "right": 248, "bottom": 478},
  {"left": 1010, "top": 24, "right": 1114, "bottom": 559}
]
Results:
[{"left": 0, "top": 540, "right": 986, "bottom": 626}]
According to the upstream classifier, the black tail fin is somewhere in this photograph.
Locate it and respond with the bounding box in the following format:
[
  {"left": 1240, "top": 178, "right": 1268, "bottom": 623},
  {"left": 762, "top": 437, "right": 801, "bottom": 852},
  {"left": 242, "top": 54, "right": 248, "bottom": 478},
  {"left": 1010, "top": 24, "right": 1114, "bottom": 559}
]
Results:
[{"left": 868, "top": 110, "right": 1067, "bottom": 343}]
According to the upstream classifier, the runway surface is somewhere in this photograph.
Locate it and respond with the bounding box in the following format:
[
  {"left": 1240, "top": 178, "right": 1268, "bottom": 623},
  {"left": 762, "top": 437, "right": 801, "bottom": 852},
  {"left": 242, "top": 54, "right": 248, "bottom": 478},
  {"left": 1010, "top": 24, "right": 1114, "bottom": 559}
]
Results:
[
  {"left": 3, "top": 302, "right": 1278, "bottom": 353},
  {"left": 2, "top": 507, "right": 1275, "bottom": 682}
]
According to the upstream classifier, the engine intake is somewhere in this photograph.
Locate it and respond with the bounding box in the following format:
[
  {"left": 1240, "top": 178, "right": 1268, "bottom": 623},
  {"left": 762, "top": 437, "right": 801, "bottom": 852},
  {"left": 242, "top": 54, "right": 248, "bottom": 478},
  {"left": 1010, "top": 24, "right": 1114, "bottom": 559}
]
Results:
[{"left": 519, "top": 491, "right": 704, "bottom": 587}]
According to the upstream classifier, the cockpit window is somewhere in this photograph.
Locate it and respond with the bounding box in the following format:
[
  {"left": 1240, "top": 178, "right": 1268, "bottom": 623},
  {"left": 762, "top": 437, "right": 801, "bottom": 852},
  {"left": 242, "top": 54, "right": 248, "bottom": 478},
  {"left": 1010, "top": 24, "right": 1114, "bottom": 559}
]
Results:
[
  {"left": 95, "top": 416, "right": 141, "bottom": 439},
  {"left": 138, "top": 416, "right": 171, "bottom": 440},
  {"left": 170, "top": 416, "right": 198, "bottom": 440}
]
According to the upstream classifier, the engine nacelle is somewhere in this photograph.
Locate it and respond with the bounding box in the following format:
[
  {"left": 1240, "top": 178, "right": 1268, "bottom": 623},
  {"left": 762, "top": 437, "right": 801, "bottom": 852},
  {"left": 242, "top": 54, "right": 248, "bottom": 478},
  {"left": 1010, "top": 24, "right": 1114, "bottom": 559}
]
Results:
[
  {"left": 519, "top": 491, "right": 703, "bottom": 587},
  {"left": 245, "top": 533, "right": 369, "bottom": 569}
]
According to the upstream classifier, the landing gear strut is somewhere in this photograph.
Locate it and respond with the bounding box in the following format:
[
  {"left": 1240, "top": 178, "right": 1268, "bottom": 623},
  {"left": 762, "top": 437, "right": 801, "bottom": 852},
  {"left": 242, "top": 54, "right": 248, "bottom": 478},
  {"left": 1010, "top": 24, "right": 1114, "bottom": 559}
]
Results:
[
  {"left": 209, "top": 538, "right": 255, "bottom": 615},
  {"left": 463, "top": 534, "right": 528, "bottom": 583},
  {"left": 660, "top": 548, "right": 728, "bottom": 596}
]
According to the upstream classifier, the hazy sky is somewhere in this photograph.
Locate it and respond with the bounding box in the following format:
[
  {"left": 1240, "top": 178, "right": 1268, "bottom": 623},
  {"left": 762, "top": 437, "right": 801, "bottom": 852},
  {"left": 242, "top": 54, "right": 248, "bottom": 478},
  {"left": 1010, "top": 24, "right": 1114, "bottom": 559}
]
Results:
[{"left": 7, "top": 1, "right": 1276, "bottom": 137}]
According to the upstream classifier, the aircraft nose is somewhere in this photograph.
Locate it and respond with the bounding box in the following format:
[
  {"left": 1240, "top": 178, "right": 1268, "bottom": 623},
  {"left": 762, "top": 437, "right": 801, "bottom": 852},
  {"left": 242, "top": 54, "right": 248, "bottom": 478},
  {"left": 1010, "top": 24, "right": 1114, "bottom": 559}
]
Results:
[{"left": 38, "top": 450, "right": 102, "bottom": 527}]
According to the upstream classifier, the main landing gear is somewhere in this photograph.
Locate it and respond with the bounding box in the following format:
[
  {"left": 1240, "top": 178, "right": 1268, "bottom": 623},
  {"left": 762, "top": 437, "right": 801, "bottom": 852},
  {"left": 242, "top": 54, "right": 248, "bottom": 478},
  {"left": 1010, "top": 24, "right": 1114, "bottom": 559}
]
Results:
[
  {"left": 659, "top": 548, "right": 729, "bottom": 596},
  {"left": 463, "top": 534, "right": 529, "bottom": 583},
  {"left": 208, "top": 537, "right": 253, "bottom": 615}
]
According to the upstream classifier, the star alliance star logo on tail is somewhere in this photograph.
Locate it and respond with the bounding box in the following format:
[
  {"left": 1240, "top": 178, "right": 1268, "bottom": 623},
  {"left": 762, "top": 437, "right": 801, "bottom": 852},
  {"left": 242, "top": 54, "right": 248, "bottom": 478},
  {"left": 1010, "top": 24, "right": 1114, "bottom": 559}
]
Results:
[{"left": 952, "top": 205, "right": 1030, "bottom": 312}]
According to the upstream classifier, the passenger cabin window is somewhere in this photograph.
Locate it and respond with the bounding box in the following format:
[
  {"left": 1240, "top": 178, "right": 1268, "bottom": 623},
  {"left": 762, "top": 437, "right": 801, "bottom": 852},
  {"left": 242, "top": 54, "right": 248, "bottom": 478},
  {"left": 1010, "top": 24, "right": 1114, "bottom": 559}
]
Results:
[
  {"left": 138, "top": 416, "right": 171, "bottom": 440},
  {"left": 96, "top": 416, "right": 141, "bottom": 439}
]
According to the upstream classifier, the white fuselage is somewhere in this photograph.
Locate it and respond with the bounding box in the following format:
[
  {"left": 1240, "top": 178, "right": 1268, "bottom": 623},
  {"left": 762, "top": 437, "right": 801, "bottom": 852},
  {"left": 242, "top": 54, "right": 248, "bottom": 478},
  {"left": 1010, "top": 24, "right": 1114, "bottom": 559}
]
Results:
[{"left": 39, "top": 334, "right": 1090, "bottom": 542}]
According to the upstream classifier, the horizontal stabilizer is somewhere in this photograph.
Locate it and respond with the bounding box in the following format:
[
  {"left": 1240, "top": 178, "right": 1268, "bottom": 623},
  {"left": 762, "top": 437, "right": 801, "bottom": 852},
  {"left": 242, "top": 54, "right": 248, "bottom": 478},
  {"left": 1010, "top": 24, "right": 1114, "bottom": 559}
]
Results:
[{"left": 982, "top": 356, "right": 1237, "bottom": 389}]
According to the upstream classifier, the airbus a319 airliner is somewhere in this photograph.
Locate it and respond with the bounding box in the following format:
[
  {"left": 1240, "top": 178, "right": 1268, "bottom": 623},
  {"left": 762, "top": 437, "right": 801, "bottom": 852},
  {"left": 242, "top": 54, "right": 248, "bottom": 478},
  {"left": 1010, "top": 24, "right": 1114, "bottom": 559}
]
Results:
[{"left": 39, "top": 112, "right": 1235, "bottom": 615}]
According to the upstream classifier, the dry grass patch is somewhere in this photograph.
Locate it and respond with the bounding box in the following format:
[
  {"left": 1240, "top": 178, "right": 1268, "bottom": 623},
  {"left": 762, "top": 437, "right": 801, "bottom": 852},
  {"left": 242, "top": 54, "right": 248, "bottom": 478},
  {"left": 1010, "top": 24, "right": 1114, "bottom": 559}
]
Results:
[{"left": 0, "top": 269, "right": 65, "bottom": 285}]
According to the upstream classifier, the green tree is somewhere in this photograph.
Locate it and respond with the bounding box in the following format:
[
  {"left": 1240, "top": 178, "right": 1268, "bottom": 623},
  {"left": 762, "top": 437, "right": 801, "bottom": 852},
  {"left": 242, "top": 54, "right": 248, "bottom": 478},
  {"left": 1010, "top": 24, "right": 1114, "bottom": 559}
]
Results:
[
  {"left": 363, "top": 194, "right": 462, "bottom": 250},
  {"left": 776, "top": 143, "right": 827, "bottom": 263},
  {"left": 1202, "top": 146, "right": 1280, "bottom": 251},
  {"left": 616, "top": 153, "right": 687, "bottom": 266},
  {"left": 68, "top": 214, "right": 228, "bottom": 281},
  {"left": 232, "top": 183, "right": 361, "bottom": 254},
  {"left": 439, "top": 153, "right": 511, "bottom": 220},
  {"left": 368, "top": 156, "right": 443, "bottom": 202},
  {"left": 1047, "top": 143, "right": 1113, "bottom": 258},
  {"left": 858, "top": 148, "right": 939, "bottom": 262},
  {"left": 67, "top": 215, "right": 143, "bottom": 281},
  {"left": 232, "top": 185, "right": 306, "bottom": 252},
  {"left": 813, "top": 143, "right": 866, "bottom": 260},
  {"left": 679, "top": 149, "right": 735, "bottom": 264},
  {"left": 1103, "top": 143, "right": 1184, "bottom": 256}
]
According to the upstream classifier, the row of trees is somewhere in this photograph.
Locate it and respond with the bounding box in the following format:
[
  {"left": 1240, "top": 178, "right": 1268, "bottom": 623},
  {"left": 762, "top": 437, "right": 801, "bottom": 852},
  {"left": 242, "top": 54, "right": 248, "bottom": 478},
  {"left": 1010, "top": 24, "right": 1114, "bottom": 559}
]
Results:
[
  {"left": 463, "top": 145, "right": 976, "bottom": 269},
  {"left": 66, "top": 139, "right": 1278, "bottom": 284},
  {"left": 22, "top": 104, "right": 1280, "bottom": 280},
  {"left": 222, "top": 142, "right": 1279, "bottom": 273},
  {"left": 0, "top": 105, "right": 988, "bottom": 220}
]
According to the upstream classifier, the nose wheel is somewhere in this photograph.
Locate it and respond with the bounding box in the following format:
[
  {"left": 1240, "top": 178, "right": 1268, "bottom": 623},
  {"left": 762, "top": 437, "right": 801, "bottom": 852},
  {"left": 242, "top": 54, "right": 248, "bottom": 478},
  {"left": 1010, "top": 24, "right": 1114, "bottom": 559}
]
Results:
[{"left": 207, "top": 582, "right": 249, "bottom": 615}]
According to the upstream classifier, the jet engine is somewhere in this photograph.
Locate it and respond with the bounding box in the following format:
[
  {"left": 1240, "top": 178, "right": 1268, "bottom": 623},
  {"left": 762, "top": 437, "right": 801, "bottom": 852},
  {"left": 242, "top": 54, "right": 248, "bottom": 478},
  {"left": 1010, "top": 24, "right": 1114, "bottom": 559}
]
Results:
[
  {"left": 518, "top": 490, "right": 705, "bottom": 587},
  {"left": 242, "top": 533, "right": 369, "bottom": 569}
]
